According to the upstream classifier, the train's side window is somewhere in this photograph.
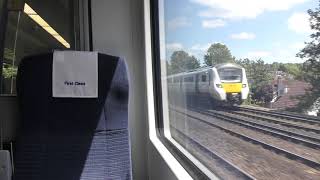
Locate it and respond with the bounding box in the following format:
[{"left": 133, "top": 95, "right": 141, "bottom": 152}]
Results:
[
  {"left": 0, "top": 0, "right": 79, "bottom": 95},
  {"left": 174, "top": 77, "right": 179, "bottom": 83},
  {"left": 183, "top": 76, "right": 193, "bottom": 82},
  {"left": 201, "top": 74, "right": 206, "bottom": 82}
]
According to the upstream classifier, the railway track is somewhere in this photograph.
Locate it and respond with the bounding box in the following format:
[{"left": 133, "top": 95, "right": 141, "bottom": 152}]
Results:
[
  {"left": 224, "top": 108, "right": 320, "bottom": 135},
  {"left": 191, "top": 108, "right": 320, "bottom": 149},
  {"left": 171, "top": 125, "right": 256, "bottom": 180},
  {"left": 220, "top": 107, "right": 320, "bottom": 134},
  {"left": 187, "top": 104, "right": 320, "bottom": 141},
  {"left": 209, "top": 109, "right": 320, "bottom": 141},
  {"left": 171, "top": 108, "right": 320, "bottom": 170},
  {"left": 237, "top": 106, "right": 320, "bottom": 126}
]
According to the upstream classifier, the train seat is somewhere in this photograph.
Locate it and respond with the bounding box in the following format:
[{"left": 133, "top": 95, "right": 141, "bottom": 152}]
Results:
[
  {"left": 0, "top": 150, "right": 12, "bottom": 180},
  {"left": 13, "top": 51, "right": 132, "bottom": 180},
  {"left": 0, "top": 96, "right": 17, "bottom": 180}
]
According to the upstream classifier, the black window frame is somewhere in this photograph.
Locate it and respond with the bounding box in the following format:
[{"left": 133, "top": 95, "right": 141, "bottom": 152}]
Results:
[
  {"left": 149, "top": 0, "right": 209, "bottom": 179},
  {"left": 0, "top": 0, "right": 8, "bottom": 93},
  {"left": 0, "top": 0, "right": 83, "bottom": 95}
]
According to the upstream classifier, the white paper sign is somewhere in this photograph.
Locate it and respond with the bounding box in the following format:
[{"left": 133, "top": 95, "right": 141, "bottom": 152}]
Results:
[{"left": 52, "top": 51, "right": 98, "bottom": 98}]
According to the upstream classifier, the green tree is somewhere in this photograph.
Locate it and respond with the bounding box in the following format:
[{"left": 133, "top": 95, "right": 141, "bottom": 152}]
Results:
[
  {"left": 295, "top": 3, "right": 320, "bottom": 112},
  {"left": 2, "top": 48, "right": 17, "bottom": 79},
  {"left": 237, "top": 58, "right": 272, "bottom": 84},
  {"left": 2, "top": 66, "right": 17, "bottom": 79},
  {"left": 170, "top": 50, "right": 200, "bottom": 74},
  {"left": 276, "top": 63, "right": 303, "bottom": 79},
  {"left": 204, "top": 43, "right": 234, "bottom": 66},
  {"left": 4, "top": 48, "right": 14, "bottom": 61},
  {"left": 270, "top": 62, "right": 280, "bottom": 71},
  {"left": 251, "top": 83, "right": 274, "bottom": 104},
  {"left": 236, "top": 58, "right": 273, "bottom": 104},
  {"left": 278, "top": 64, "right": 287, "bottom": 72}
]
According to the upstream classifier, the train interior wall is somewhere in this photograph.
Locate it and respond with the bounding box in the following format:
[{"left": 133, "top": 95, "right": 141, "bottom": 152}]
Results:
[{"left": 0, "top": 0, "right": 179, "bottom": 179}]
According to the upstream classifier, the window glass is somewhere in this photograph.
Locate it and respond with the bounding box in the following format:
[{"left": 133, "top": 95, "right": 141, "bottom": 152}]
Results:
[
  {"left": 218, "top": 68, "right": 242, "bottom": 82},
  {"left": 183, "top": 76, "right": 194, "bottom": 82},
  {"left": 1, "top": 0, "right": 78, "bottom": 95},
  {"left": 156, "top": 0, "right": 320, "bottom": 178},
  {"left": 174, "top": 77, "right": 180, "bottom": 83},
  {"left": 201, "top": 74, "right": 206, "bottom": 82},
  {"left": 0, "top": 0, "right": 3, "bottom": 17}
]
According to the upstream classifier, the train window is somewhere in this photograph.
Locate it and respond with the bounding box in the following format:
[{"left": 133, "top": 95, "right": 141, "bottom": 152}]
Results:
[
  {"left": 218, "top": 68, "right": 242, "bottom": 82},
  {"left": 173, "top": 77, "right": 180, "bottom": 83},
  {"left": 152, "top": 0, "right": 320, "bottom": 179},
  {"left": 0, "top": 0, "right": 79, "bottom": 95},
  {"left": 183, "top": 76, "right": 194, "bottom": 82},
  {"left": 201, "top": 74, "right": 207, "bottom": 82}
]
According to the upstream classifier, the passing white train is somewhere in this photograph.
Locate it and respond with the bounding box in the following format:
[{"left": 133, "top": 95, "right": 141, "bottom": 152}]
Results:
[{"left": 167, "top": 63, "right": 250, "bottom": 105}]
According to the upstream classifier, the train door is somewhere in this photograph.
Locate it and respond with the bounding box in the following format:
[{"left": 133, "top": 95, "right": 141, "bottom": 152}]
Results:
[
  {"left": 195, "top": 74, "right": 199, "bottom": 93},
  {"left": 185, "top": 75, "right": 195, "bottom": 93},
  {"left": 198, "top": 72, "right": 209, "bottom": 94},
  {"left": 179, "top": 76, "right": 182, "bottom": 92}
]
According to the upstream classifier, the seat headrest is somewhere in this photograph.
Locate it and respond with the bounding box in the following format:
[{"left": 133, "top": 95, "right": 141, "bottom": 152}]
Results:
[{"left": 16, "top": 52, "right": 129, "bottom": 135}]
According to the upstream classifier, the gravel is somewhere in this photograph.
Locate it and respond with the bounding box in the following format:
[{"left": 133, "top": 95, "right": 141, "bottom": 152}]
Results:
[
  {"left": 170, "top": 109, "right": 320, "bottom": 180},
  {"left": 190, "top": 109, "right": 320, "bottom": 163}
]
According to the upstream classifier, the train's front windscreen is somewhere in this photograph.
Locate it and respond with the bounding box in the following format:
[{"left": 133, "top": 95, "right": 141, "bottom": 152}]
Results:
[{"left": 218, "top": 68, "right": 242, "bottom": 82}]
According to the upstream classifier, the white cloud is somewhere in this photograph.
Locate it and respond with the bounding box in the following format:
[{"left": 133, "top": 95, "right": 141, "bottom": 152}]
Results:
[
  {"left": 188, "top": 42, "right": 226, "bottom": 64},
  {"left": 167, "top": 17, "right": 192, "bottom": 30},
  {"left": 240, "top": 48, "right": 305, "bottom": 63},
  {"left": 272, "top": 42, "right": 282, "bottom": 48},
  {"left": 165, "top": 42, "right": 211, "bottom": 61},
  {"left": 166, "top": 43, "right": 184, "bottom": 51},
  {"left": 290, "top": 42, "right": 306, "bottom": 50},
  {"left": 190, "top": 42, "right": 226, "bottom": 52},
  {"left": 191, "top": 0, "right": 308, "bottom": 19},
  {"left": 166, "top": 42, "right": 306, "bottom": 63},
  {"left": 288, "top": 12, "right": 312, "bottom": 34},
  {"left": 188, "top": 43, "right": 211, "bottom": 62},
  {"left": 270, "top": 50, "right": 304, "bottom": 63},
  {"left": 202, "top": 19, "right": 226, "bottom": 28},
  {"left": 190, "top": 43, "right": 211, "bottom": 51},
  {"left": 230, "top": 32, "right": 256, "bottom": 40},
  {"left": 247, "top": 51, "right": 271, "bottom": 58}
]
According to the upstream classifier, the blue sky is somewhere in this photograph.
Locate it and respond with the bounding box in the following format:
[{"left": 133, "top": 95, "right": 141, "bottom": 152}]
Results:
[{"left": 162, "top": 0, "right": 318, "bottom": 64}]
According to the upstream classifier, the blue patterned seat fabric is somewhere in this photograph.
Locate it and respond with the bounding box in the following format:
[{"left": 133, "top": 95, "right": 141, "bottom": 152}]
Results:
[{"left": 14, "top": 52, "right": 132, "bottom": 180}]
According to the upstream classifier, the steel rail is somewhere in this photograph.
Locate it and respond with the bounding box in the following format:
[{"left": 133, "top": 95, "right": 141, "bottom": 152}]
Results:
[
  {"left": 227, "top": 109, "right": 320, "bottom": 134},
  {"left": 197, "top": 108, "right": 320, "bottom": 149},
  {"left": 185, "top": 105, "right": 320, "bottom": 144},
  {"left": 171, "top": 125, "right": 256, "bottom": 180},
  {"left": 171, "top": 109, "right": 320, "bottom": 170},
  {"left": 238, "top": 107, "right": 320, "bottom": 125}
]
